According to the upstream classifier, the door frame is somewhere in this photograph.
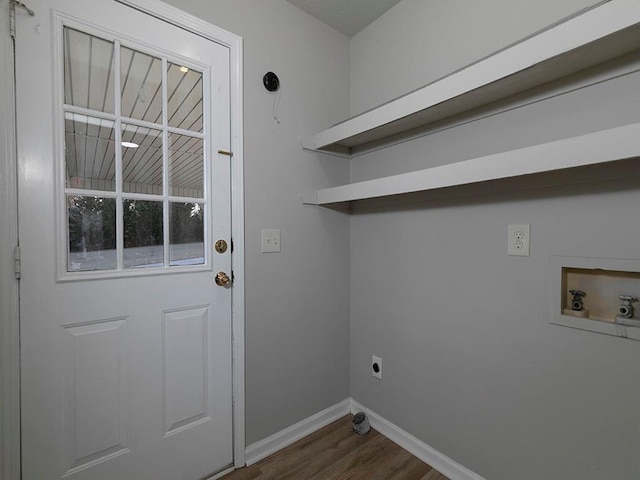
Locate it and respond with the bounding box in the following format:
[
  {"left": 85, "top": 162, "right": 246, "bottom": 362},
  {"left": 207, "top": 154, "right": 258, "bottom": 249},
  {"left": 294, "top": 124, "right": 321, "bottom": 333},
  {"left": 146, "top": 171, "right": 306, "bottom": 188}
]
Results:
[
  {"left": 0, "top": 0, "right": 246, "bottom": 474},
  {"left": 1, "top": 1, "right": 21, "bottom": 478}
]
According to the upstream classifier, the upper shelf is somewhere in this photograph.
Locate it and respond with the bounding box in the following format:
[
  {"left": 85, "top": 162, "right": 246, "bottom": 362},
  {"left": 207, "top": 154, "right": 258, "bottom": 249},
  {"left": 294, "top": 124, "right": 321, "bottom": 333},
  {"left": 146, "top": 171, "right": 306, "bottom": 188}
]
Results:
[
  {"left": 301, "top": 123, "right": 640, "bottom": 205},
  {"left": 304, "top": 0, "right": 640, "bottom": 157}
]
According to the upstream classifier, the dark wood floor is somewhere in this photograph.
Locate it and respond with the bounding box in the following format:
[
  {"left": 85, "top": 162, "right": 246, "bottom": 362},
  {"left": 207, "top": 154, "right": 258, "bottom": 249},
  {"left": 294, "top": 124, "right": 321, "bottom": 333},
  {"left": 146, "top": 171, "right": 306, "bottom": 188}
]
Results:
[{"left": 221, "top": 415, "right": 450, "bottom": 480}]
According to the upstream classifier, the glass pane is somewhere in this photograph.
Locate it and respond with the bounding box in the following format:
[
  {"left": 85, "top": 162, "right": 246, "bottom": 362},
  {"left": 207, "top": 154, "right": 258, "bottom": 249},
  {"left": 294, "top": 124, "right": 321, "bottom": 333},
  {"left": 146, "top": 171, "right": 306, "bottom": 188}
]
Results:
[
  {"left": 168, "top": 133, "right": 204, "bottom": 198},
  {"left": 65, "top": 113, "right": 116, "bottom": 191},
  {"left": 121, "top": 47, "right": 162, "bottom": 123},
  {"left": 170, "top": 202, "right": 204, "bottom": 266},
  {"left": 67, "top": 195, "right": 116, "bottom": 272},
  {"left": 64, "top": 28, "right": 115, "bottom": 113},
  {"left": 123, "top": 199, "right": 164, "bottom": 269},
  {"left": 122, "top": 123, "right": 163, "bottom": 195},
  {"left": 167, "top": 62, "right": 203, "bottom": 132}
]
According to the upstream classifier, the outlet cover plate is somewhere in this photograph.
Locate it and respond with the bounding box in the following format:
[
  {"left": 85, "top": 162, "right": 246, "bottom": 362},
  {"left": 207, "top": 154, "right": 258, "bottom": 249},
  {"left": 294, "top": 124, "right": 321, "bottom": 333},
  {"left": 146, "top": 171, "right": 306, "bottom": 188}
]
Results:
[
  {"left": 508, "top": 224, "right": 530, "bottom": 256},
  {"left": 372, "top": 355, "right": 382, "bottom": 380},
  {"left": 261, "top": 229, "right": 281, "bottom": 253}
]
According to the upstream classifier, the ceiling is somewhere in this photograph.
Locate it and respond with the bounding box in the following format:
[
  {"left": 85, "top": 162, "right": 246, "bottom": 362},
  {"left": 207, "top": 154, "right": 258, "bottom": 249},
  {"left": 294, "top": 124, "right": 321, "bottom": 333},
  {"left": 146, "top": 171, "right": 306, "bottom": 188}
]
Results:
[{"left": 285, "top": 0, "right": 403, "bottom": 37}]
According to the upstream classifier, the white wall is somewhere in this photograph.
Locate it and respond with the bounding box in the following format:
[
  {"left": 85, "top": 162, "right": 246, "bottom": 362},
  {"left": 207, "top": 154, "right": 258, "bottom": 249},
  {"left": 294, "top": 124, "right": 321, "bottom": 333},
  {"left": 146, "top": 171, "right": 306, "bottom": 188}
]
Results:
[
  {"left": 349, "top": 1, "right": 640, "bottom": 479},
  {"left": 161, "top": 0, "right": 352, "bottom": 446}
]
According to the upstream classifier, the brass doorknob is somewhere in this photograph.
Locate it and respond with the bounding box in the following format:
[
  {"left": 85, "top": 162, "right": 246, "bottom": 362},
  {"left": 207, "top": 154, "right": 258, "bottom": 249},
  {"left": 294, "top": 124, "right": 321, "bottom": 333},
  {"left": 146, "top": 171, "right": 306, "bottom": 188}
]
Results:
[{"left": 215, "top": 271, "right": 231, "bottom": 287}]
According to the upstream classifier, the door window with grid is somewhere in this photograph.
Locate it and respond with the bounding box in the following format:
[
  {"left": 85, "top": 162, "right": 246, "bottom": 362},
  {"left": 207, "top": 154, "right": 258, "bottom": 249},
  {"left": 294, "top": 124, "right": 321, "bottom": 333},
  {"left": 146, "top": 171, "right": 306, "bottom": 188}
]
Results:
[{"left": 63, "top": 27, "right": 209, "bottom": 273}]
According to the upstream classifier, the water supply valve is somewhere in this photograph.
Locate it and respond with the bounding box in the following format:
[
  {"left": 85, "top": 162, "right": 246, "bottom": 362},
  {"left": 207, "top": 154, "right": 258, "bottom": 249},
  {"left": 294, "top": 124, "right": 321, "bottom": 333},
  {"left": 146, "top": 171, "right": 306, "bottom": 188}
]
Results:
[
  {"left": 563, "top": 289, "right": 589, "bottom": 318},
  {"left": 617, "top": 295, "right": 638, "bottom": 319},
  {"left": 569, "top": 290, "right": 586, "bottom": 311}
]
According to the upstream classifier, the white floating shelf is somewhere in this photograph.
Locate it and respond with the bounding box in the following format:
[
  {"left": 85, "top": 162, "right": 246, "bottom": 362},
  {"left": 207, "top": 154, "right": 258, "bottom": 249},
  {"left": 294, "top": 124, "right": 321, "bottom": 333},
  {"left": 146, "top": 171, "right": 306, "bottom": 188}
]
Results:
[
  {"left": 306, "top": 0, "right": 640, "bottom": 156},
  {"left": 302, "top": 123, "right": 640, "bottom": 205}
]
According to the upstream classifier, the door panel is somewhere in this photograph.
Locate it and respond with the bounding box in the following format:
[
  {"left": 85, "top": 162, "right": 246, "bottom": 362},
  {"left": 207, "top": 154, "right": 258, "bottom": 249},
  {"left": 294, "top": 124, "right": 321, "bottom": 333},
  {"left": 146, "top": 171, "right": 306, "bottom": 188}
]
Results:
[
  {"left": 163, "top": 306, "right": 210, "bottom": 435},
  {"left": 16, "top": 1, "right": 233, "bottom": 479},
  {"left": 61, "top": 317, "right": 130, "bottom": 473}
]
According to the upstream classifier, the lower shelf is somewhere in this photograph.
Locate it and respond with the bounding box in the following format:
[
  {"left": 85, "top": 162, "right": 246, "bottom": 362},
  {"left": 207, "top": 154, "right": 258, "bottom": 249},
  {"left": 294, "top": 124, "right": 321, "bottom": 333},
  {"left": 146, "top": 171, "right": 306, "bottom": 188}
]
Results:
[{"left": 301, "top": 123, "right": 640, "bottom": 206}]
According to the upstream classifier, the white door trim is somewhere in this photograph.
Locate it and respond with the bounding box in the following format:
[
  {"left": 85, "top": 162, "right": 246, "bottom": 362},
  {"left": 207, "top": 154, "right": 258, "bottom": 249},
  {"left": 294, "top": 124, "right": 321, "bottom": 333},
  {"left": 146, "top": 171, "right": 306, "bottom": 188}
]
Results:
[
  {"left": 0, "top": 1, "right": 21, "bottom": 479},
  {"left": 115, "top": 0, "right": 246, "bottom": 468}
]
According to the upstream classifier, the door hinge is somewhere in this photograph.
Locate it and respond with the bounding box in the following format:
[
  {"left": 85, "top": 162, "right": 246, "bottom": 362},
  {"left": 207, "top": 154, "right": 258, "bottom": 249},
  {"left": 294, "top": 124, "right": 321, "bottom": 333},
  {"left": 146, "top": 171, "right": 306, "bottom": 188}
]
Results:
[
  {"left": 9, "top": 1, "right": 35, "bottom": 38},
  {"left": 13, "top": 245, "right": 21, "bottom": 279}
]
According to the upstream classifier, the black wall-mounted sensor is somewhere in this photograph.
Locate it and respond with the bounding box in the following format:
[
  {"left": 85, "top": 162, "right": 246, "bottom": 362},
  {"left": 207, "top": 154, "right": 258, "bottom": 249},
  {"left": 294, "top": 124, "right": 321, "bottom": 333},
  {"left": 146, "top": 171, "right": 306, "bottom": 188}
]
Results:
[{"left": 263, "top": 72, "right": 280, "bottom": 92}]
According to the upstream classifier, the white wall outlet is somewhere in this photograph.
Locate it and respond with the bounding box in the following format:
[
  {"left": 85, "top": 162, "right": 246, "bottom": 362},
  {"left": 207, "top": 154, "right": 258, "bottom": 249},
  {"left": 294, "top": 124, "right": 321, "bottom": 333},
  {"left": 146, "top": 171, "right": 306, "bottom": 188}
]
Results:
[
  {"left": 371, "top": 355, "right": 382, "bottom": 380},
  {"left": 261, "top": 229, "right": 281, "bottom": 253},
  {"left": 508, "top": 224, "right": 530, "bottom": 256}
]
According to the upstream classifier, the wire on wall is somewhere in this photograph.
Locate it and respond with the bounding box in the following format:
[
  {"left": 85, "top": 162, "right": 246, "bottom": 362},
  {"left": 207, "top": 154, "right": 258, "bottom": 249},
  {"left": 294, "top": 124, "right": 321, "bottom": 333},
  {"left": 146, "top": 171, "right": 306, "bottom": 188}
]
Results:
[{"left": 263, "top": 71, "right": 281, "bottom": 124}]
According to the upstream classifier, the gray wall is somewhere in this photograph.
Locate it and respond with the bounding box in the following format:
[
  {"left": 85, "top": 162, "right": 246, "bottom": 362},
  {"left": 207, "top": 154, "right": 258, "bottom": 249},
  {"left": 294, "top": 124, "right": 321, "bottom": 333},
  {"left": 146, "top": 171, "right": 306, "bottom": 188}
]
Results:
[
  {"left": 162, "top": 0, "right": 351, "bottom": 445},
  {"left": 349, "top": 1, "right": 640, "bottom": 479},
  {"left": 349, "top": 0, "right": 607, "bottom": 115}
]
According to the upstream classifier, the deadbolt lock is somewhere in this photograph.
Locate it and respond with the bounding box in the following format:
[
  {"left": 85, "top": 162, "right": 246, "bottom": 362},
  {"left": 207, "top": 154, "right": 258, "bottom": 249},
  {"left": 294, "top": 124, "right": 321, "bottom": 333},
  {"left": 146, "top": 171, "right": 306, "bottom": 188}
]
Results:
[
  {"left": 215, "top": 271, "right": 231, "bottom": 287},
  {"left": 215, "top": 239, "right": 228, "bottom": 254}
]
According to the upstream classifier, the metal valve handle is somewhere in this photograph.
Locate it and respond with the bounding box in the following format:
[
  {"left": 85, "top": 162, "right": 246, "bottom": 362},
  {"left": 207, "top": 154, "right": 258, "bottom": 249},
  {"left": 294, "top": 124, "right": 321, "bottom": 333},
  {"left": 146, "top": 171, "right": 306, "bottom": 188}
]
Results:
[{"left": 618, "top": 295, "right": 638, "bottom": 302}]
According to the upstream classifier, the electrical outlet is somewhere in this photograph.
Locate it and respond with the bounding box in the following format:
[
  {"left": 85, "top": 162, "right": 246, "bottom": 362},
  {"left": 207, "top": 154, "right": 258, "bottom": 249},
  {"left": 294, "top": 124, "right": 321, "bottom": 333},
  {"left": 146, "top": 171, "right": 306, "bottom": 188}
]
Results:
[
  {"left": 261, "top": 229, "right": 281, "bottom": 253},
  {"left": 371, "top": 355, "right": 382, "bottom": 380},
  {"left": 508, "top": 224, "right": 530, "bottom": 256}
]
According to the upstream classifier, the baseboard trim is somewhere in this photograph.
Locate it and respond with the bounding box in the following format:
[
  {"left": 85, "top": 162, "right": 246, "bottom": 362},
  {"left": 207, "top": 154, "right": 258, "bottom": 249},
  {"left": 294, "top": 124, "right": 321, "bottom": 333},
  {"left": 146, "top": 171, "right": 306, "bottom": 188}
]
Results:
[
  {"left": 350, "top": 399, "right": 486, "bottom": 480},
  {"left": 244, "top": 398, "right": 351, "bottom": 466},
  {"left": 206, "top": 465, "right": 235, "bottom": 480},
  {"left": 243, "top": 398, "right": 485, "bottom": 480}
]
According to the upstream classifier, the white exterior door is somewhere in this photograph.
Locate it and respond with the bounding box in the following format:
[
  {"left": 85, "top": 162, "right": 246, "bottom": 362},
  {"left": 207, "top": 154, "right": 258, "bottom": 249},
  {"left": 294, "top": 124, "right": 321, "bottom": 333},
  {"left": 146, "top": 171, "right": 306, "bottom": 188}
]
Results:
[{"left": 16, "top": 1, "right": 234, "bottom": 479}]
